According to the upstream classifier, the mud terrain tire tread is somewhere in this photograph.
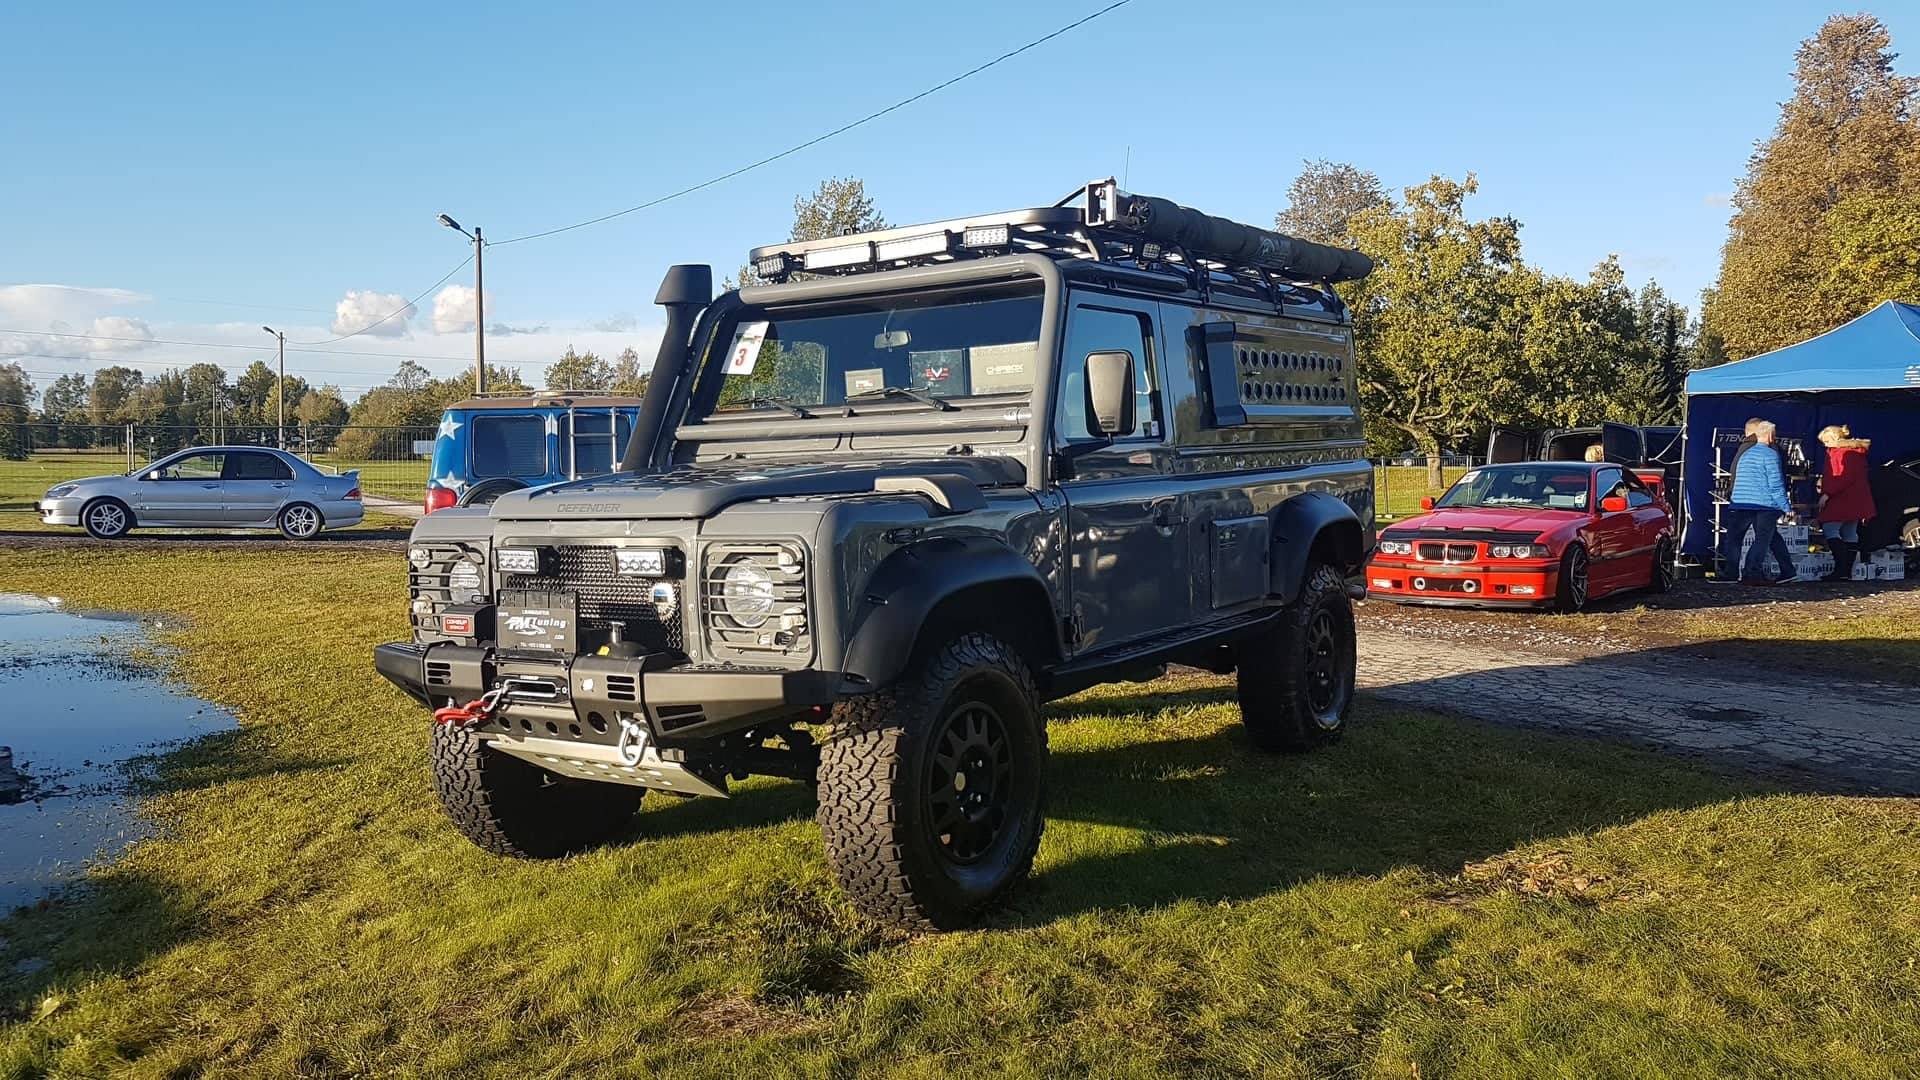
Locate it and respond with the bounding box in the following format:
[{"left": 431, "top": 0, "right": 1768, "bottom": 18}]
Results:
[
  {"left": 430, "top": 723, "right": 643, "bottom": 859},
  {"left": 1233, "top": 561, "right": 1355, "bottom": 752},
  {"left": 816, "top": 633, "right": 1045, "bottom": 931}
]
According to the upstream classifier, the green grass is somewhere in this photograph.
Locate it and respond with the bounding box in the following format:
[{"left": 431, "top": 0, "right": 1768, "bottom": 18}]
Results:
[{"left": 3, "top": 547, "right": 1918, "bottom": 1076}]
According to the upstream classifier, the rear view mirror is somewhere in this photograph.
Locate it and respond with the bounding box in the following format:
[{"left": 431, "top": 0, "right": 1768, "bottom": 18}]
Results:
[
  {"left": 1084, "top": 350, "right": 1135, "bottom": 437},
  {"left": 1420, "top": 496, "right": 1436, "bottom": 511},
  {"left": 1601, "top": 495, "right": 1629, "bottom": 513},
  {"left": 873, "top": 330, "right": 910, "bottom": 350}
]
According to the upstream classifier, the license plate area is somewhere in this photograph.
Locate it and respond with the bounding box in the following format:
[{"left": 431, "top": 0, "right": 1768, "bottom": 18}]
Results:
[{"left": 497, "top": 589, "right": 579, "bottom": 656}]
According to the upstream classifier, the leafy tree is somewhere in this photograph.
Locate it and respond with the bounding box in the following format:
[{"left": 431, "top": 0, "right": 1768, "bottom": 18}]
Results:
[
  {"left": 1346, "top": 174, "right": 1523, "bottom": 487},
  {"left": 610, "top": 347, "right": 648, "bottom": 396},
  {"left": 1275, "top": 159, "right": 1390, "bottom": 246},
  {"left": 546, "top": 347, "right": 612, "bottom": 391},
  {"left": 296, "top": 386, "right": 351, "bottom": 449},
  {"left": 389, "top": 359, "right": 432, "bottom": 392},
  {"left": 1632, "top": 281, "right": 1691, "bottom": 417},
  {"left": 1822, "top": 190, "right": 1920, "bottom": 316},
  {"left": 1704, "top": 14, "right": 1920, "bottom": 359},
  {"left": 39, "top": 372, "right": 91, "bottom": 447},
  {"left": 88, "top": 366, "right": 144, "bottom": 426},
  {"left": 0, "top": 362, "right": 32, "bottom": 460}
]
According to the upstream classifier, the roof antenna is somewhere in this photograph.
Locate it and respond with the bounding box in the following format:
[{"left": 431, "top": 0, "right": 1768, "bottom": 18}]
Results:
[{"left": 1122, "top": 145, "right": 1131, "bottom": 189}]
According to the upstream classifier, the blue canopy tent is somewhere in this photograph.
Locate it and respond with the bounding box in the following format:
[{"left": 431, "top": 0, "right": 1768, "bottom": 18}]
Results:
[{"left": 1681, "top": 300, "right": 1920, "bottom": 557}]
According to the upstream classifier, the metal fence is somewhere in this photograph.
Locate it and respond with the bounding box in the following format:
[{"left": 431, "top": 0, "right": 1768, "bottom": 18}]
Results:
[
  {"left": 0, "top": 422, "right": 434, "bottom": 513},
  {"left": 1373, "top": 458, "right": 1480, "bottom": 522}
]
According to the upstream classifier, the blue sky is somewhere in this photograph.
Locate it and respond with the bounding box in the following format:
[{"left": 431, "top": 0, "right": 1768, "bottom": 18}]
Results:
[{"left": 1, "top": 0, "right": 1905, "bottom": 398}]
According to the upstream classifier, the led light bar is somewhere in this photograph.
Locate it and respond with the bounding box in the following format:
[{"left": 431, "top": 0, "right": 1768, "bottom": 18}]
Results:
[
  {"left": 496, "top": 547, "right": 540, "bottom": 575},
  {"left": 755, "top": 253, "right": 795, "bottom": 280},
  {"left": 615, "top": 547, "right": 667, "bottom": 576},
  {"left": 874, "top": 231, "right": 952, "bottom": 261},
  {"left": 961, "top": 224, "right": 1009, "bottom": 248},
  {"left": 803, "top": 242, "right": 873, "bottom": 271}
]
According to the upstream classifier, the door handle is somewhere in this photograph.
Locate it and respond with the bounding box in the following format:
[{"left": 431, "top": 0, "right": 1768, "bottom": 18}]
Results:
[
  {"left": 201, "top": 483, "right": 220, "bottom": 489},
  {"left": 272, "top": 482, "right": 291, "bottom": 488}
]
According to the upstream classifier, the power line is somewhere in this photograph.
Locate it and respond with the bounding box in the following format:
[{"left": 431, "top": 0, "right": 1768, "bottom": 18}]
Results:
[
  {"left": 286, "top": 254, "right": 474, "bottom": 345},
  {"left": 489, "top": 0, "right": 1133, "bottom": 247}
]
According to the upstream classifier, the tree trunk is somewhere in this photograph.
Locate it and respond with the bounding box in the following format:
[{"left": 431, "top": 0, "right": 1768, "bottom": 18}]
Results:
[{"left": 1426, "top": 452, "right": 1444, "bottom": 491}]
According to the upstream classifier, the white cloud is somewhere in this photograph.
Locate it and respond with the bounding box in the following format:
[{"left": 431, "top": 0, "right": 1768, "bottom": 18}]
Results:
[
  {"left": 432, "top": 284, "right": 490, "bottom": 334},
  {"left": 0, "top": 285, "right": 159, "bottom": 359},
  {"left": 1703, "top": 192, "right": 1733, "bottom": 209},
  {"left": 331, "top": 290, "right": 414, "bottom": 337},
  {"left": 0, "top": 283, "right": 149, "bottom": 327}
]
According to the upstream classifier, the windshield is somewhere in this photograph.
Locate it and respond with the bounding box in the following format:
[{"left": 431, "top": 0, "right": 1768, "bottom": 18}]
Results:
[
  {"left": 705, "top": 286, "right": 1043, "bottom": 415},
  {"left": 1436, "top": 466, "right": 1591, "bottom": 511}
]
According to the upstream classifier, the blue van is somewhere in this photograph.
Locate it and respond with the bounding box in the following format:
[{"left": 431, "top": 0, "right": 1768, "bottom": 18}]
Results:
[{"left": 424, "top": 393, "right": 645, "bottom": 513}]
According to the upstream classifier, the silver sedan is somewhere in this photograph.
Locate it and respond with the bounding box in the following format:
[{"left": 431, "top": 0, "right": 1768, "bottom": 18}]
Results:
[{"left": 38, "top": 446, "right": 365, "bottom": 540}]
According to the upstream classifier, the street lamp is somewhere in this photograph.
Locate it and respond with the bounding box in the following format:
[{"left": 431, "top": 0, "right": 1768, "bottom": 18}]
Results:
[
  {"left": 262, "top": 325, "right": 286, "bottom": 447},
  {"left": 439, "top": 213, "right": 486, "bottom": 395}
]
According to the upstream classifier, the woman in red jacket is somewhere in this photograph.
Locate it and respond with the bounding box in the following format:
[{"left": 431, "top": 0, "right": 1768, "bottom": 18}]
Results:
[{"left": 1817, "top": 425, "right": 1876, "bottom": 581}]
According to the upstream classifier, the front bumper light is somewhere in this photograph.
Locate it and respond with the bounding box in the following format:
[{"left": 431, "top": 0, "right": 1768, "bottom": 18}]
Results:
[
  {"left": 45, "top": 484, "right": 79, "bottom": 499},
  {"left": 615, "top": 547, "right": 667, "bottom": 576},
  {"left": 496, "top": 547, "right": 540, "bottom": 575}
]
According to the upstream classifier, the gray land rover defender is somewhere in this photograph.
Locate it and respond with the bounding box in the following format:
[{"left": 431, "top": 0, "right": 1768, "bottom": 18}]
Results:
[{"left": 376, "top": 179, "right": 1375, "bottom": 930}]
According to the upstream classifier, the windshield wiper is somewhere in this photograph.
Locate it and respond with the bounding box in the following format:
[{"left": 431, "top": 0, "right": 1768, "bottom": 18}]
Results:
[
  {"left": 742, "top": 395, "right": 812, "bottom": 418},
  {"left": 847, "top": 385, "right": 954, "bottom": 412}
]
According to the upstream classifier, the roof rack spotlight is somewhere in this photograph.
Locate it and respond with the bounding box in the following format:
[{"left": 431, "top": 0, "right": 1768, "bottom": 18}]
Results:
[
  {"left": 754, "top": 252, "right": 798, "bottom": 281},
  {"left": 961, "top": 224, "right": 1010, "bottom": 249},
  {"left": 874, "top": 231, "right": 954, "bottom": 262},
  {"left": 803, "top": 241, "right": 874, "bottom": 272}
]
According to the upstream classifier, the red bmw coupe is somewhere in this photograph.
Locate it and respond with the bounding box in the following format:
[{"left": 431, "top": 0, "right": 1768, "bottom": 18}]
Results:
[{"left": 1367, "top": 462, "right": 1674, "bottom": 612}]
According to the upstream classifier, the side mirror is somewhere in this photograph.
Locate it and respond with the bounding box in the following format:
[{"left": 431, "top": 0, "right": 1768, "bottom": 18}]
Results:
[
  {"left": 144, "top": 470, "right": 160, "bottom": 481},
  {"left": 1601, "top": 495, "right": 1629, "bottom": 513},
  {"left": 1419, "top": 496, "right": 1436, "bottom": 511},
  {"left": 1084, "top": 350, "right": 1135, "bottom": 437}
]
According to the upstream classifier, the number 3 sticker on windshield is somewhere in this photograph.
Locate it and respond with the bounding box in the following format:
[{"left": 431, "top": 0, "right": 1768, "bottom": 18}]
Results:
[{"left": 725, "top": 322, "right": 769, "bottom": 375}]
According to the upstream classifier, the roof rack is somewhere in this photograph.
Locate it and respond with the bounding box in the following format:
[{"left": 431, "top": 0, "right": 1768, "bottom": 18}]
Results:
[{"left": 746, "top": 178, "right": 1372, "bottom": 309}]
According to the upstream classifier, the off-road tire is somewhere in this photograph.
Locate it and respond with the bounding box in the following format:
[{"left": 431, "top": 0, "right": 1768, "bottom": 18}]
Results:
[
  {"left": 1554, "top": 543, "right": 1591, "bottom": 613},
  {"left": 1650, "top": 536, "right": 1676, "bottom": 593},
  {"left": 277, "top": 502, "right": 323, "bottom": 540},
  {"left": 1233, "top": 562, "right": 1355, "bottom": 752},
  {"left": 816, "top": 633, "right": 1046, "bottom": 931},
  {"left": 429, "top": 723, "right": 644, "bottom": 859},
  {"left": 81, "top": 498, "right": 134, "bottom": 539}
]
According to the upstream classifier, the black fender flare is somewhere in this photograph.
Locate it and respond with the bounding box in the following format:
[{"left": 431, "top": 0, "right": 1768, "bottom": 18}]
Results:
[
  {"left": 1270, "top": 491, "right": 1365, "bottom": 604},
  {"left": 459, "top": 477, "right": 527, "bottom": 507},
  {"left": 840, "top": 535, "right": 1060, "bottom": 690}
]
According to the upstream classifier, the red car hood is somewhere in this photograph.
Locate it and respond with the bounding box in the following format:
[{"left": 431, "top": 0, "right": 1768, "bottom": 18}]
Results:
[{"left": 1385, "top": 506, "right": 1587, "bottom": 537}]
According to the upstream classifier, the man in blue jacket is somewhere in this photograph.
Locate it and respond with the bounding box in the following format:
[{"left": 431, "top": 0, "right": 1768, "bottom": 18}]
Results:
[{"left": 1721, "top": 418, "right": 1796, "bottom": 584}]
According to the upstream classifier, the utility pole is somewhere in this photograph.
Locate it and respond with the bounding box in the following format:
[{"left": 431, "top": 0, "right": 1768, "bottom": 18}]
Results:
[
  {"left": 262, "top": 325, "right": 286, "bottom": 447},
  {"left": 438, "top": 214, "right": 487, "bottom": 395}
]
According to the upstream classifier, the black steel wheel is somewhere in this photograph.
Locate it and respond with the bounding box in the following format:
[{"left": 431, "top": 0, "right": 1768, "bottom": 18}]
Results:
[
  {"left": 1554, "top": 543, "right": 1591, "bottom": 613},
  {"left": 1233, "top": 561, "right": 1355, "bottom": 752},
  {"left": 817, "top": 632, "right": 1046, "bottom": 931}
]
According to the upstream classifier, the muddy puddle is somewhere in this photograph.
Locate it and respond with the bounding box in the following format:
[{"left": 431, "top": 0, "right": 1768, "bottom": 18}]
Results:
[{"left": 0, "top": 593, "right": 235, "bottom": 910}]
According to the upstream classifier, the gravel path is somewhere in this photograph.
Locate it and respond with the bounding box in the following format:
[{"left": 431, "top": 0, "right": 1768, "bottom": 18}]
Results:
[{"left": 1357, "top": 623, "right": 1920, "bottom": 794}]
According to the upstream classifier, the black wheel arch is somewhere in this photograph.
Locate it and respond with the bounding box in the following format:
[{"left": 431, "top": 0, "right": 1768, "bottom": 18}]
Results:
[
  {"left": 1269, "top": 491, "right": 1366, "bottom": 605},
  {"left": 460, "top": 477, "right": 528, "bottom": 507},
  {"left": 840, "top": 536, "right": 1062, "bottom": 691}
]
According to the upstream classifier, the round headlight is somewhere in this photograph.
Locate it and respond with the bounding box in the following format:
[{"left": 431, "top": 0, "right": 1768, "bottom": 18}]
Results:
[
  {"left": 720, "top": 560, "right": 775, "bottom": 627},
  {"left": 447, "top": 561, "right": 483, "bottom": 597},
  {"left": 1491, "top": 545, "right": 1512, "bottom": 558}
]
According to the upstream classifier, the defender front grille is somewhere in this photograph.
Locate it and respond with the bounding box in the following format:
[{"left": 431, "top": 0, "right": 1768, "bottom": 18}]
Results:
[
  {"left": 503, "top": 545, "right": 684, "bottom": 651},
  {"left": 702, "top": 542, "right": 811, "bottom": 665}
]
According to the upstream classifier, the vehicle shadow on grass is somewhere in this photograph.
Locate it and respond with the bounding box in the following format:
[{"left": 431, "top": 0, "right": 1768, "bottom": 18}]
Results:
[{"left": 1005, "top": 690, "right": 1773, "bottom": 924}]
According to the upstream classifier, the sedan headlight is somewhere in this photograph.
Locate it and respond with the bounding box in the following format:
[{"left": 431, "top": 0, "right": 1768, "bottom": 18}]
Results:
[
  {"left": 1491, "top": 543, "right": 1549, "bottom": 559},
  {"left": 718, "top": 559, "right": 776, "bottom": 628},
  {"left": 45, "top": 484, "right": 79, "bottom": 499},
  {"left": 1377, "top": 540, "right": 1413, "bottom": 556}
]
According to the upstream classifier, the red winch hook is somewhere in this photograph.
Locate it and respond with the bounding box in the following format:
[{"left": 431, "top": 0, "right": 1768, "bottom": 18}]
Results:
[{"left": 433, "top": 687, "right": 504, "bottom": 727}]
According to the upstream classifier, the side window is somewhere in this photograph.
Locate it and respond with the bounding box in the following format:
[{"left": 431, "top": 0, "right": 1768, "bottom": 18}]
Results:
[
  {"left": 158, "top": 453, "right": 223, "bottom": 480},
  {"left": 1595, "top": 468, "right": 1627, "bottom": 506},
  {"left": 1057, "top": 304, "right": 1157, "bottom": 443},
  {"left": 1623, "top": 472, "right": 1655, "bottom": 509},
  {"left": 224, "top": 452, "right": 293, "bottom": 481},
  {"left": 471, "top": 415, "right": 548, "bottom": 479}
]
